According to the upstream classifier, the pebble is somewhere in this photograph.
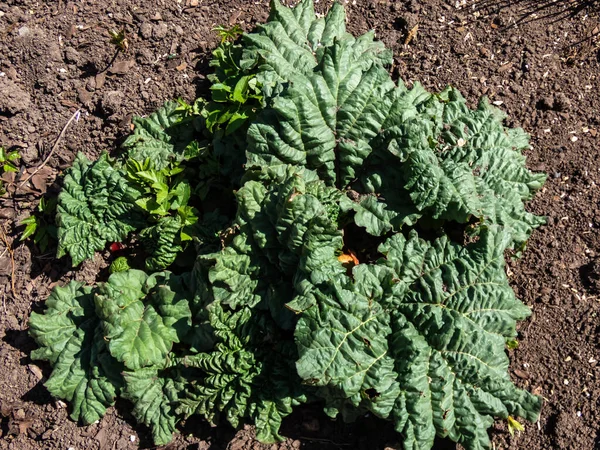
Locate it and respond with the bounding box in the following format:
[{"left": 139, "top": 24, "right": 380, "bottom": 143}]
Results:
[
  {"left": 77, "top": 87, "right": 92, "bottom": 106},
  {"left": 0, "top": 208, "right": 16, "bottom": 220},
  {"left": 139, "top": 22, "right": 153, "bottom": 39},
  {"left": 108, "top": 60, "right": 135, "bottom": 75},
  {"left": 100, "top": 90, "right": 124, "bottom": 115},
  {"left": 17, "top": 26, "right": 30, "bottom": 37},
  {"left": 153, "top": 22, "right": 168, "bottom": 39}
]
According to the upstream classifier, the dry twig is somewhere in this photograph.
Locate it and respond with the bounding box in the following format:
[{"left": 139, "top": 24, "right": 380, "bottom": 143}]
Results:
[
  {"left": 18, "top": 109, "right": 81, "bottom": 190},
  {"left": 0, "top": 223, "right": 18, "bottom": 299}
]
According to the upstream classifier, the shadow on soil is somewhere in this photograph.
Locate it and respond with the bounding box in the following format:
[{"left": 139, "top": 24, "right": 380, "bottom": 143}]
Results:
[{"left": 472, "top": 0, "right": 599, "bottom": 24}]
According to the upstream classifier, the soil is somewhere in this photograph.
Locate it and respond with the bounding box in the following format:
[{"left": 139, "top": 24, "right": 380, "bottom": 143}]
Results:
[{"left": 1, "top": 0, "right": 600, "bottom": 449}]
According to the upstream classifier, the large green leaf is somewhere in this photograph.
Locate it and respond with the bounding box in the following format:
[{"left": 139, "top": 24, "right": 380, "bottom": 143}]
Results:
[
  {"left": 45, "top": 320, "right": 123, "bottom": 425},
  {"left": 247, "top": 36, "right": 395, "bottom": 187},
  {"left": 56, "top": 153, "right": 146, "bottom": 266},
  {"left": 356, "top": 85, "right": 546, "bottom": 245},
  {"left": 29, "top": 281, "right": 94, "bottom": 363},
  {"left": 122, "top": 101, "right": 197, "bottom": 170},
  {"left": 123, "top": 366, "right": 183, "bottom": 445},
  {"left": 29, "top": 282, "right": 123, "bottom": 425},
  {"left": 295, "top": 281, "right": 399, "bottom": 419},
  {"left": 95, "top": 270, "right": 179, "bottom": 370},
  {"left": 377, "top": 228, "right": 541, "bottom": 449},
  {"left": 176, "top": 306, "right": 263, "bottom": 428}
]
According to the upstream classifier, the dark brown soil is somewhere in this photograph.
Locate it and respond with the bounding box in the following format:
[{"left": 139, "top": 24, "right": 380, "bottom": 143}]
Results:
[{"left": 1, "top": 0, "right": 600, "bottom": 449}]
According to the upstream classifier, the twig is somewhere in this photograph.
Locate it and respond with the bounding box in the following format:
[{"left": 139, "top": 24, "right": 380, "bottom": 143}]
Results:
[
  {"left": 298, "top": 437, "right": 352, "bottom": 447},
  {"left": 0, "top": 223, "right": 17, "bottom": 299},
  {"left": 18, "top": 109, "right": 81, "bottom": 190}
]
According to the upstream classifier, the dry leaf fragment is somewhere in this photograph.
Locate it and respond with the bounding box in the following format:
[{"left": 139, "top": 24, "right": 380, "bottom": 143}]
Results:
[
  {"left": 405, "top": 24, "right": 418, "bottom": 45},
  {"left": 108, "top": 60, "right": 135, "bottom": 75},
  {"left": 27, "top": 364, "right": 44, "bottom": 381},
  {"left": 95, "top": 72, "right": 106, "bottom": 89},
  {"left": 338, "top": 249, "right": 359, "bottom": 270}
]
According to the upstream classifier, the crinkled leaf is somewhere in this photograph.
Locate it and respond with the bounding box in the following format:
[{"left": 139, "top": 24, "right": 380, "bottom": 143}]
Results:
[
  {"left": 247, "top": 35, "right": 395, "bottom": 187},
  {"left": 56, "top": 153, "right": 145, "bottom": 266},
  {"left": 139, "top": 216, "right": 183, "bottom": 271},
  {"left": 145, "top": 271, "right": 193, "bottom": 342},
  {"left": 295, "top": 281, "right": 399, "bottom": 419},
  {"left": 29, "top": 281, "right": 94, "bottom": 363},
  {"left": 95, "top": 270, "right": 179, "bottom": 370},
  {"left": 241, "top": 0, "right": 390, "bottom": 82},
  {"left": 378, "top": 228, "right": 541, "bottom": 449},
  {"left": 29, "top": 282, "right": 123, "bottom": 425},
  {"left": 123, "top": 367, "right": 183, "bottom": 445},
  {"left": 45, "top": 320, "right": 123, "bottom": 425},
  {"left": 122, "top": 101, "right": 197, "bottom": 170}
]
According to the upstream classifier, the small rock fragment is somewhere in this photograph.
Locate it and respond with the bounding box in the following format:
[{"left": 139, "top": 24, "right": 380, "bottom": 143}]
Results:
[
  {"left": 77, "top": 87, "right": 92, "bottom": 106},
  {"left": 139, "top": 22, "right": 153, "bottom": 39},
  {"left": 100, "top": 90, "right": 124, "bottom": 115},
  {"left": 64, "top": 47, "right": 81, "bottom": 64},
  {"left": 0, "top": 78, "right": 31, "bottom": 115},
  {"left": 153, "top": 22, "right": 168, "bottom": 39},
  {"left": 108, "top": 60, "right": 135, "bottom": 75}
]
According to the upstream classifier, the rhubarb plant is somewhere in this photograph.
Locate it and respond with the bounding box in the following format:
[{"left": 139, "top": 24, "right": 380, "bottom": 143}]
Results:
[{"left": 29, "top": 1, "right": 546, "bottom": 449}]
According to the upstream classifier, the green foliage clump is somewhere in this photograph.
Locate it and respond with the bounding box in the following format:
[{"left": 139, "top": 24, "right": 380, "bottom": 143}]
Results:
[
  {"left": 0, "top": 146, "right": 19, "bottom": 195},
  {"left": 29, "top": 1, "right": 546, "bottom": 449}
]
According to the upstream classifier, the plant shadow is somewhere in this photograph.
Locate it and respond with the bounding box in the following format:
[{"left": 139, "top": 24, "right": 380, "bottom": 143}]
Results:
[{"left": 472, "top": 0, "right": 599, "bottom": 26}]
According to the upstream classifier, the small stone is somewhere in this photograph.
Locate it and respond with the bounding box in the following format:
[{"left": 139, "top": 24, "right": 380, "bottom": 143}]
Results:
[
  {"left": 64, "top": 47, "right": 80, "bottom": 64},
  {"left": 0, "top": 78, "right": 31, "bottom": 115},
  {"left": 108, "top": 60, "right": 135, "bottom": 75},
  {"left": 95, "top": 71, "right": 106, "bottom": 89},
  {"left": 153, "top": 22, "right": 168, "bottom": 39},
  {"left": 27, "top": 364, "right": 43, "bottom": 381},
  {"left": 139, "top": 22, "right": 153, "bottom": 39},
  {"left": 100, "top": 90, "right": 124, "bottom": 115},
  {"left": 151, "top": 12, "right": 162, "bottom": 21},
  {"left": 17, "top": 26, "right": 30, "bottom": 37},
  {"left": 0, "top": 208, "right": 15, "bottom": 220},
  {"left": 77, "top": 88, "right": 92, "bottom": 106},
  {"left": 514, "top": 369, "right": 529, "bottom": 379}
]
